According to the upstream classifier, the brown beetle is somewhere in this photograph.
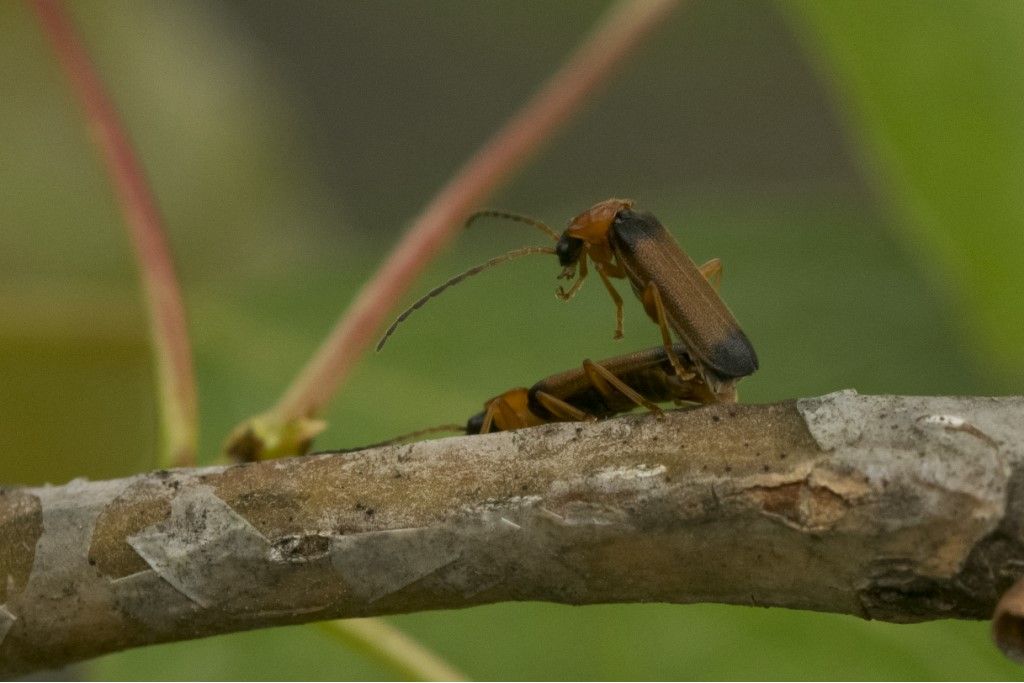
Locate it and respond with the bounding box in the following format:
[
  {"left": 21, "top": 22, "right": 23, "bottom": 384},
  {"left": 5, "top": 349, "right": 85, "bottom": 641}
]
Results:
[
  {"left": 343, "top": 342, "right": 725, "bottom": 450},
  {"left": 466, "top": 342, "right": 725, "bottom": 434},
  {"left": 378, "top": 199, "right": 758, "bottom": 392}
]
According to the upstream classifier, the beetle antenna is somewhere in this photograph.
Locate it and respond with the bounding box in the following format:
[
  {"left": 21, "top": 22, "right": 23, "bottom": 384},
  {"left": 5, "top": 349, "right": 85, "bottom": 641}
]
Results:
[
  {"left": 330, "top": 423, "right": 466, "bottom": 453},
  {"left": 377, "top": 245, "right": 556, "bottom": 350},
  {"left": 465, "top": 210, "right": 560, "bottom": 242}
]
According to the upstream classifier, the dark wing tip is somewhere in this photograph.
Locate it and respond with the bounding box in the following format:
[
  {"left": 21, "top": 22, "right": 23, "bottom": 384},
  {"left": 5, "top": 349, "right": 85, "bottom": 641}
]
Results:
[{"left": 708, "top": 330, "right": 759, "bottom": 379}]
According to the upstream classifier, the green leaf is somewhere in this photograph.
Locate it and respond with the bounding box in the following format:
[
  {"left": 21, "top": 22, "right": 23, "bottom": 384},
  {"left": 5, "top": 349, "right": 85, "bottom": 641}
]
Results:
[{"left": 786, "top": 1, "right": 1024, "bottom": 382}]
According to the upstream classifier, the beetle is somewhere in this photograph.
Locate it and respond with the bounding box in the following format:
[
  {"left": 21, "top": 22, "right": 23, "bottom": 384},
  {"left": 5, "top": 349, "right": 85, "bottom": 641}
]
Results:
[
  {"left": 338, "top": 341, "right": 726, "bottom": 452},
  {"left": 377, "top": 199, "right": 758, "bottom": 391},
  {"left": 465, "top": 341, "right": 726, "bottom": 434}
]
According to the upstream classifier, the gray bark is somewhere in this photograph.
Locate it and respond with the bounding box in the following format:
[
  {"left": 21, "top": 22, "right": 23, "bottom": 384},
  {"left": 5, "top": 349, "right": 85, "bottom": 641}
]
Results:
[{"left": 1, "top": 391, "right": 1022, "bottom": 676}]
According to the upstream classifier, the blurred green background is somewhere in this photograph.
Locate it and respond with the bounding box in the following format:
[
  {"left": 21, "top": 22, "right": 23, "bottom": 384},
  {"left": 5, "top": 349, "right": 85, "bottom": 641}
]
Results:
[{"left": 2, "top": 0, "right": 1023, "bottom": 679}]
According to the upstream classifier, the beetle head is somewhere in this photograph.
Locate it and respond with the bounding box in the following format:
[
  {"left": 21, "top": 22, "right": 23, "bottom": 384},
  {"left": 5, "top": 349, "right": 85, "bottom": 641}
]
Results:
[
  {"left": 555, "top": 235, "right": 585, "bottom": 268},
  {"left": 465, "top": 412, "right": 485, "bottom": 435}
]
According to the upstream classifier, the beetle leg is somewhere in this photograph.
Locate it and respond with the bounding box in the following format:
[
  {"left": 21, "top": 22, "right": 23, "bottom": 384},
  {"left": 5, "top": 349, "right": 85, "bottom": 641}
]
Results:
[
  {"left": 533, "top": 390, "right": 594, "bottom": 422},
  {"left": 556, "top": 253, "right": 588, "bottom": 300},
  {"left": 479, "top": 400, "right": 499, "bottom": 434},
  {"left": 481, "top": 395, "right": 533, "bottom": 433},
  {"left": 494, "top": 395, "right": 530, "bottom": 430},
  {"left": 699, "top": 258, "right": 723, "bottom": 291},
  {"left": 594, "top": 264, "right": 625, "bottom": 339},
  {"left": 583, "top": 359, "right": 663, "bottom": 416},
  {"left": 715, "top": 383, "right": 738, "bottom": 403},
  {"left": 642, "top": 282, "right": 695, "bottom": 382},
  {"left": 602, "top": 253, "right": 627, "bottom": 278}
]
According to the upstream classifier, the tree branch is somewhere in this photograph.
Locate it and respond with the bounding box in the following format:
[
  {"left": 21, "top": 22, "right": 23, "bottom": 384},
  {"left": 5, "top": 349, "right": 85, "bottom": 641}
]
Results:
[{"left": 2, "top": 391, "right": 1022, "bottom": 676}]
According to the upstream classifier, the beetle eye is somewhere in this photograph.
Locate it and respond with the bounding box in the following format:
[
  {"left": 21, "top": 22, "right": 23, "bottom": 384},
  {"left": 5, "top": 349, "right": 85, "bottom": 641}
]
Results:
[{"left": 556, "top": 236, "right": 584, "bottom": 267}]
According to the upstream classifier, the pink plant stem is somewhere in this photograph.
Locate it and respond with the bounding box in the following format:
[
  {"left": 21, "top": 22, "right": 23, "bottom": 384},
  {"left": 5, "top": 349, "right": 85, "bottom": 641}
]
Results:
[
  {"left": 31, "top": 0, "right": 198, "bottom": 467},
  {"left": 274, "top": 0, "right": 682, "bottom": 423}
]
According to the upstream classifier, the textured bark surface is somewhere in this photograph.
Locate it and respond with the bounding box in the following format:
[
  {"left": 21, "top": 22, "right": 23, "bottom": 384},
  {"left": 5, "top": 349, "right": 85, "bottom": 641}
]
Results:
[{"left": 1, "top": 391, "right": 1022, "bottom": 676}]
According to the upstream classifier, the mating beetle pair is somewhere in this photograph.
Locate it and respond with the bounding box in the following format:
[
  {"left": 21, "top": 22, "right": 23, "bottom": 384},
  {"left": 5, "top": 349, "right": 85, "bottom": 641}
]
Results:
[{"left": 379, "top": 198, "right": 758, "bottom": 435}]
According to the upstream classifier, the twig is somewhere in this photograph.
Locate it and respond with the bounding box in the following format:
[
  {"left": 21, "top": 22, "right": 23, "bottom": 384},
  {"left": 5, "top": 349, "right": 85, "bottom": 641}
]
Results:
[
  {"left": 30, "top": 0, "right": 198, "bottom": 468},
  {"left": 317, "top": 619, "right": 467, "bottom": 681},
  {"left": 225, "top": 0, "right": 683, "bottom": 460},
  {"left": 2, "top": 392, "right": 1023, "bottom": 676}
]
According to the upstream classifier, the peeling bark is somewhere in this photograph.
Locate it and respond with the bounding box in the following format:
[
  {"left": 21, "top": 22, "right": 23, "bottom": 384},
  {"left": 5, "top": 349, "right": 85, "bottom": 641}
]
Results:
[{"left": 1, "top": 391, "right": 1022, "bottom": 676}]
